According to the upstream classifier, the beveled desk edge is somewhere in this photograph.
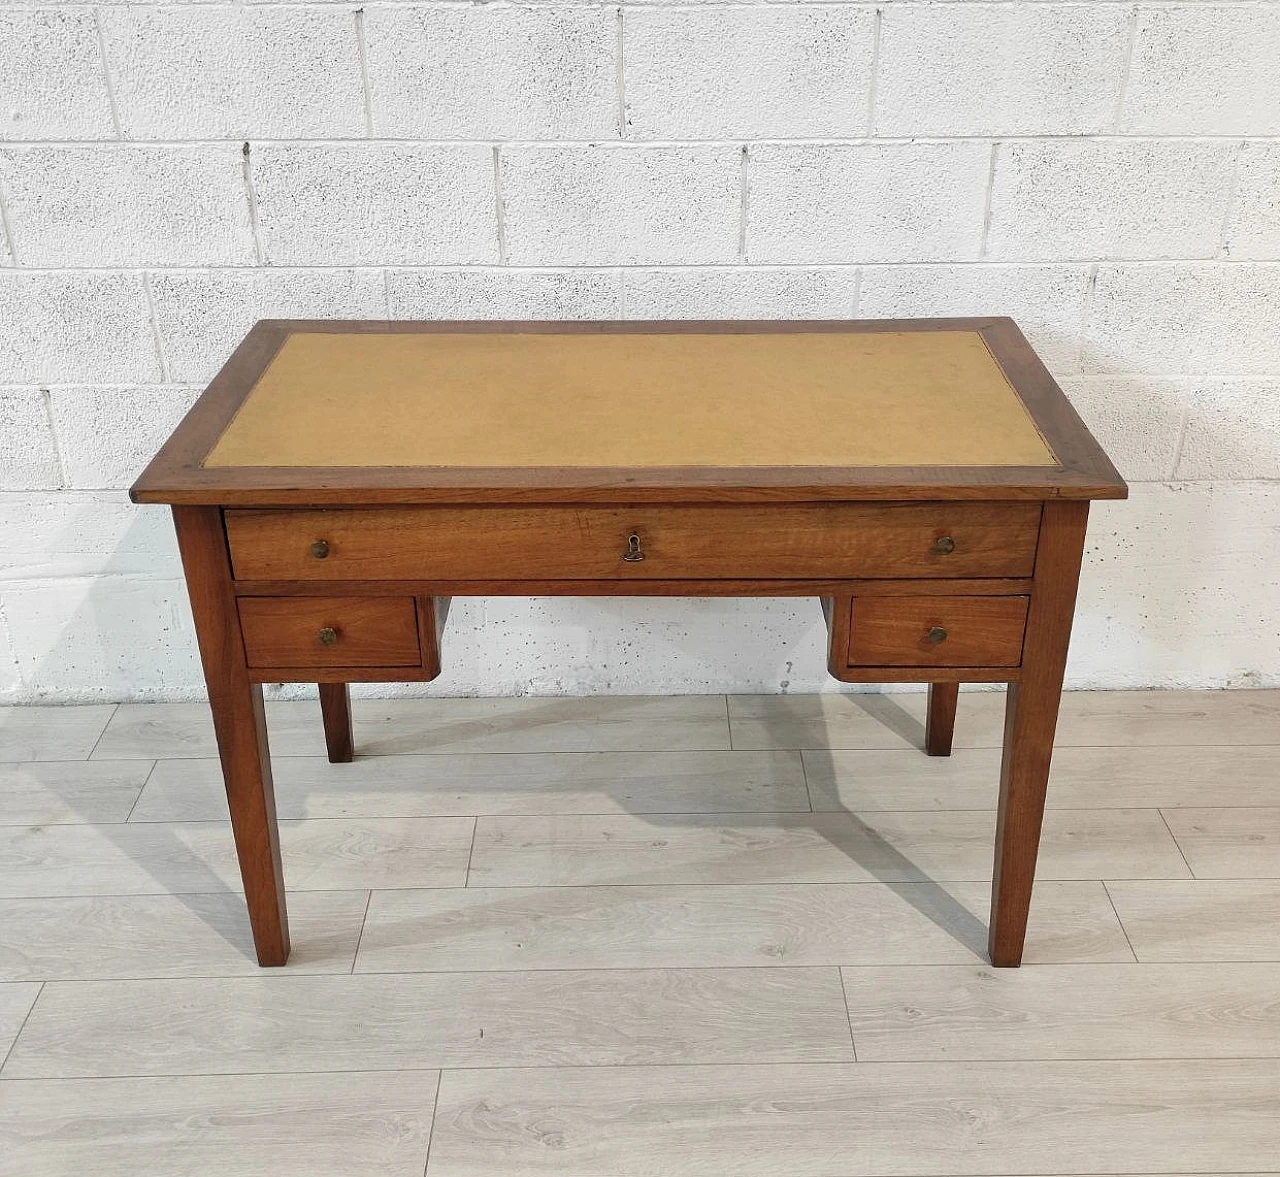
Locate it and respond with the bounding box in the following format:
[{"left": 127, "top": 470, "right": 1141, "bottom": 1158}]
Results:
[{"left": 131, "top": 318, "right": 1127, "bottom": 507}]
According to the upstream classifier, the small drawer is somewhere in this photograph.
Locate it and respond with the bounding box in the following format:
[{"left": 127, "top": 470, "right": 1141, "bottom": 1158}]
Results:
[
  {"left": 238, "top": 596, "right": 421, "bottom": 669},
  {"left": 846, "top": 596, "right": 1029, "bottom": 667}
]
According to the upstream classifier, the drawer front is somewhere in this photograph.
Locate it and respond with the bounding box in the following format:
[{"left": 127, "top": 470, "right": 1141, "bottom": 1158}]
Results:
[
  {"left": 238, "top": 596, "right": 421, "bottom": 668},
  {"left": 846, "top": 596, "right": 1029, "bottom": 667},
  {"left": 226, "top": 503, "right": 1041, "bottom": 581}
]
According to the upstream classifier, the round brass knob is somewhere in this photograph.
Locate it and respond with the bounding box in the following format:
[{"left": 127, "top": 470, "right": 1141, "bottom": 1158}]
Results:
[
  {"left": 310, "top": 539, "right": 331, "bottom": 560},
  {"left": 926, "top": 626, "right": 948, "bottom": 645},
  {"left": 317, "top": 627, "right": 339, "bottom": 646},
  {"left": 932, "top": 536, "right": 956, "bottom": 555}
]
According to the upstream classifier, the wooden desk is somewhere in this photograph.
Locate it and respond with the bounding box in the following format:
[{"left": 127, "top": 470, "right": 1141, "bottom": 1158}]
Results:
[{"left": 131, "top": 319, "right": 1127, "bottom": 968}]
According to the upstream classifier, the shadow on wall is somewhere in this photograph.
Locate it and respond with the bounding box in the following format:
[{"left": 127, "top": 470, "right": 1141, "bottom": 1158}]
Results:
[
  {"left": 1, "top": 497, "right": 204, "bottom": 704},
  {"left": 1066, "top": 341, "right": 1280, "bottom": 690}
]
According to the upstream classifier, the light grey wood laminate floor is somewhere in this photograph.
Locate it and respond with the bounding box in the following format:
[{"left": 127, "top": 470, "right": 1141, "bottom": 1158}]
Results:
[{"left": 0, "top": 689, "right": 1278, "bottom": 1176}]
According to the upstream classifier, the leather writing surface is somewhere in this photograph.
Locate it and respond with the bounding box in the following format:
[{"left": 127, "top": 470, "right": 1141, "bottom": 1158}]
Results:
[{"left": 203, "top": 330, "right": 1058, "bottom": 469}]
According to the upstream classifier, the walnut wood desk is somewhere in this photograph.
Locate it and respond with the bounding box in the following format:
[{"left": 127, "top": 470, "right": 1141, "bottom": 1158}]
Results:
[{"left": 131, "top": 319, "right": 1127, "bottom": 969}]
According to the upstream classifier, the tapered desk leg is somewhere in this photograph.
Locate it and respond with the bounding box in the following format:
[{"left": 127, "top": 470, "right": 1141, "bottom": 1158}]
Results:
[
  {"left": 925, "top": 683, "right": 959, "bottom": 756},
  {"left": 172, "top": 506, "right": 290, "bottom": 966},
  {"left": 989, "top": 501, "right": 1090, "bottom": 967},
  {"left": 319, "top": 683, "right": 354, "bottom": 763}
]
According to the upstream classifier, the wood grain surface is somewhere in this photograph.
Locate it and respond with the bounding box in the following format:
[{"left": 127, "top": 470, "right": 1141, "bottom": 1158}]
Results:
[
  {"left": 988, "top": 499, "right": 1090, "bottom": 965},
  {"left": 427, "top": 1060, "right": 1280, "bottom": 1176},
  {"left": 846, "top": 595, "right": 1029, "bottom": 667},
  {"left": 171, "top": 505, "right": 290, "bottom": 966},
  {"left": 238, "top": 596, "right": 421, "bottom": 668},
  {"left": 224, "top": 503, "right": 1042, "bottom": 581},
  {"left": 3, "top": 968, "right": 853, "bottom": 1076}
]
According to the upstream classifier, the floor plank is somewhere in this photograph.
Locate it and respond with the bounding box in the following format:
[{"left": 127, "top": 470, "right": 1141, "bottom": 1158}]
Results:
[
  {"left": 1160, "top": 807, "right": 1280, "bottom": 878},
  {"left": 0, "top": 761, "right": 152, "bottom": 826},
  {"left": 95, "top": 697, "right": 732, "bottom": 759},
  {"left": 130, "top": 750, "right": 808, "bottom": 822},
  {"left": 468, "top": 810, "right": 1190, "bottom": 888},
  {"left": 729, "top": 693, "right": 928, "bottom": 751},
  {"left": 803, "top": 748, "right": 1001, "bottom": 810},
  {"left": 804, "top": 745, "right": 1280, "bottom": 811},
  {"left": 843, "top": 963, "right": 1280, "bottom": 1060},
  {"left": 0, "top": 1071, "right": 438, "bottom": 1177},
  {"left": 0, "top": 705, "right": 116, "bottom": 763},
  {"left": 1046, "top": 745, "right": 1280, "bottom": 809},
  {"left": 427, "top": 1060, "right": 1280, "bottom": 1176},
  {"left": 0, "top": 892, "right": 370, "bottom": 981},
  {"left": 0, "top": 984, "right": 40, "bottom": 1061},
  {"left": 348, "top": 696, "right": 735, "bottom": 755},
  {"left": 355, "top": 880, "right": 1133, "bottom": 972},
  {"left": 1107, "top": 879, "right": 1280, "bottom": 961},
  {"left": 731, "top": 690, "right": 1280, "bottom": 750},
  {"left": 90, "top": 701, "right": 328, "bottom": 760},
  {"left": 1049, "top": 690, "right": 1280, "bottom": 748},
  {"left": 3, "top": 969, "right": 852, "bottom": 1077},
  {"left": 0, "top": 818, "right": 473, "bottom": 897}
]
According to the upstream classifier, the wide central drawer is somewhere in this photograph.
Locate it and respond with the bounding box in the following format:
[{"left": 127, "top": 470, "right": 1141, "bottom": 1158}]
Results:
[{"left": 225, "top": 503, "right": 1042, "bottom": 582}]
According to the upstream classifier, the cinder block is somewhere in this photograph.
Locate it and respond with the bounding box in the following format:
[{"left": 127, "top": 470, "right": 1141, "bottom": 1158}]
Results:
[
  {"left": 1085, "top": 264, "right": 1280, "bottom": 377},
  {"left": 624, "top": 7, "right": 873, "bottom": 138},
  {"left": 0, "top": 603, "right": 18, "bottom": 699},
  {"left": 1075, "top": 483, "right": 1280, "bottom": 689},
  {"left": 48, "top": 387, "right": 202, "bottom": 490},
  {"left": 0, "top": 146, "right": 254, "bottom": 267},
  {"left": 876, "top": 3, "right": 1128, "bottom": 136},
  {"left": 1056, "top": 377, "right": 1186, "bottom": 482},
  {"left": 1176, "top": 380, "right": 1280, "bottom": 480},
  {"left": 2, "top": 576, "right": 202, "bottom": 702},
  {"left": 622, "top": 267, "right": 857, "bottom": 319},
  {"left": 501, "top": 145, "right": 740, "bottom": 266},
  {"left": 1122, "top": 6, "right": 1280, "bottom": 135},
  {"left": 748, "top": 143, "right": 989, "bottom": 264},
  {"left": 416, "top": 596, "right": 833, "bottom": 696},
  {"left": 366, "top": 6, "right": 615, "bottom": 139},
  {"left": 0, "top": 390, "right": 60, "bottom": 491},
  {"left": 986, "top": 142, "right": 1234, "bottom": 261},
  {"left": 857, "top": 264, "right": 1089, "bottom": 375},
  {"left": 0, "top": 10, "right": 115, "bottom": 141},
  {"left": 100, "top": 6, "right": 365, "bottom": 139},
  {"left": 388, "top": 269, "right": 621, "bottom": 319},
  {"left": 0, "top": 272, "right": 159, "bottom": 384},
  {"left": 252, "top": 144, "right": 497, "bottom": 266},
  {"left": 0, "top": 491, "right": 181, "bottom": 581},
  {"left": 1225, "top": 144, "right": 1280, "bottom": 261},
  {"left": 150, "top": 269, "right": 386, "bottom": 382}
]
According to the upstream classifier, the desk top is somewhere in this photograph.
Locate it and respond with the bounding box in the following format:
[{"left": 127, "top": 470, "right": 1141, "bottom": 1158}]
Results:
[{"left": 132, "top": 319, "right": 1126, "bottom": 505}]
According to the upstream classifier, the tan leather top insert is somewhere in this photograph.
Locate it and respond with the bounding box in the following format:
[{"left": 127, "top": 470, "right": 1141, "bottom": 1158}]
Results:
[{"left": 202, "top": 330, "right": 1057, "bottom": 469}]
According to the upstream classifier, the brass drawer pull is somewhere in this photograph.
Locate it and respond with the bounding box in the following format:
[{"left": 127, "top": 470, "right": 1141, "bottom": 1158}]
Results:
[
  {"left": 310, "top": 539, "right": 331, "bottom": 560},
  {"left": 932, "top": 536, "right": 955, "bottom": 555},
  {"left": 317, "top": 627, "right": 339, "bottom": 646},
  {"left": 926, "top": 626, "right": 949, "bottom": 645},
  {"left": 622, "top": 532, "right": 645, "bottom": 562}
]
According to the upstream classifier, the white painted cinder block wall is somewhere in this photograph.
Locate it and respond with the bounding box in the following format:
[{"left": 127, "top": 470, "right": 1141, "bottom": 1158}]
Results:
[{"left": 1, "top": 2, "right": 1278, "bottom": 702}]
